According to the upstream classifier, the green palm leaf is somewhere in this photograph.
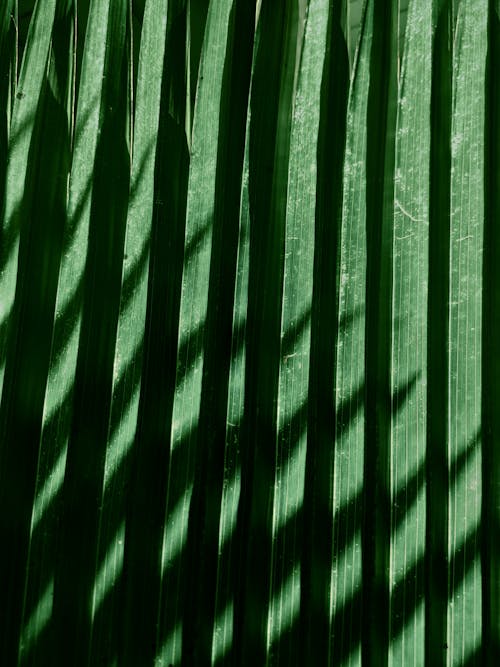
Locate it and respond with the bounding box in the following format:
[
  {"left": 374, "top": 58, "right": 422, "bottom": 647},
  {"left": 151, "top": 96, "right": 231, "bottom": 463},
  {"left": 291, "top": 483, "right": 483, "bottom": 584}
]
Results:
[{"left": 0, "top": 1, "right": 494, "bottom": 665}]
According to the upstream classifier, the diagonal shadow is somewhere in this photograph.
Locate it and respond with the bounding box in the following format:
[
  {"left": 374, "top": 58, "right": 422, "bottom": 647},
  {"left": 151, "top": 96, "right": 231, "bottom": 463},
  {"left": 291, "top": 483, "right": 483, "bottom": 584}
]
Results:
[
  {"left": 19, "top": 127, "right": 158, "bottom": 554},
  {"left": 0, "top": 13, "right": 72, "bottom": 661},
  {"left": 17, "top": 337, "right": 146, "bottom": 667},
  {"left": 228, "top": 1, "right": 302, "bottom": 664},
  {"left": 391, "top": 523, "right": 481, "bottom": 660},
  {"left": 482, "top": 1, "right": 500, "bottom": 663},
  {"left": 210, "top": 401, "right": 309, "bottom": 667},
  {"left": 256, "top": 374, "right": 419, "bottom": 665},
  {"left": 6, "top": 3, "right": 491, "bottom": 667},
  {"left": 159, "top": 3, "right": 255, "bottom": 660},
  {"left": 19, "top": 87, "right": 159, "bottom": 620},
  {"left": 362, "top": 0, "right": 400, "bottom": 659},
  {"left": 18, "top": 133, "right": 158, "bottom": 665},
  {"left": 426, "top": 0, "right": 453, "bottom": 663},
  {"left": 50, "top": 9, "right": 131, "bottom": 663},
  {"left": 327, "top": 372, "right": 420, "bottom": 666},
  {"left": 46, "top": 5, "right": 240, "bottom": 656},
  {"left": 300, "top": 0, "right": 350, "bottom": 660},
  {"left": 118, "top": 4, "right": 191, "bottom": 664},
  {"left": 257, "top": 401, "right": 309, "bottom": 666},
  {"left": 391, "top": 428, "right": 480, "bottom": 665}
]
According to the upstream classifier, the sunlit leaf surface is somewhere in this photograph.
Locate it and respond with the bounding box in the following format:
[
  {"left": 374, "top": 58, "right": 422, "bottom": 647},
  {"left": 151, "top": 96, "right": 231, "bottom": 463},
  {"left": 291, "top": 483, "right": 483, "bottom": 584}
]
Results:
[{"left": 0, "top": 1, "right": 495, "bottom": 665}]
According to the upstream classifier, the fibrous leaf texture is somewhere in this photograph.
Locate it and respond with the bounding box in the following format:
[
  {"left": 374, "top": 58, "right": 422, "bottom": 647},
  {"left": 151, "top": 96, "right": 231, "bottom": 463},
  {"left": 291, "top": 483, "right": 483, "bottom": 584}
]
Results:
[{"left": 0, "top": 0, "right": 496, "bottom": 665}]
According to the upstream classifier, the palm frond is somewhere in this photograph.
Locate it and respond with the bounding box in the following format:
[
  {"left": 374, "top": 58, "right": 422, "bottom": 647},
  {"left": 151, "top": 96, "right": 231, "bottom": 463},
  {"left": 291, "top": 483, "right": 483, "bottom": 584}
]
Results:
[{"left": 0, "top": 0, "right": 494, "bottom": 665}]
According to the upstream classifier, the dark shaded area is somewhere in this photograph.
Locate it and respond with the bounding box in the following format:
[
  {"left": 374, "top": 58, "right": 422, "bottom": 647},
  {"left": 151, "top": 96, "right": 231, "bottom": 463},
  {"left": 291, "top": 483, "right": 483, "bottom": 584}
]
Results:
[
  {"left": 18, "top": 330, "right": 148, "bottom": 667},
  {"left": 187, "top": 0, "right": 210, "bottom": 129},
  {"left": 267, "top": 616, "right": 303, "bottom": 667},
  {"left": 463, "top": 647, "right": 485, "bottom": 667},
  {"left": 0, "top": 2, "right": 492, "bottom": 666},
  {"left": 229, "top": 1, "right": 299, "bottom": 664},
  {"left": 50, "top": 3, "right": 130, "bottom": 664},
  {"left": 180, "top": 0, "right": 254, "bottom": 663},
  {"left": 362, "top": 1, "right": 399, "bottom": 664},
  {"left": 130, "top": 0, "right": 146, "bottom": 110},
  {"left": 262, "top": 402, "right": 308, "bottom": 667},
  {"left": 119, "top": 3, "right": 190, "bottom": 665},
  {"left": 74, "top": 0, "right": 91, "bottom": 113},
  {"left": 425, "top": 2, "right": 453, "bottom": 665},
  {"left": 301, "top": 28, "right": 350, "bottom": 664},
  {"left": 210, "top": 313, "right": 314, "bottom": 667},
  {"left": 482, "top": 1, "right": 500, "bottom": 663},
  {"left": 0, "top": 8, "right": 15, "bottom": 222},
  {"left": 368, "top": 373, "right": 420, "bottom": 656},
  {"left": 0, "top": 6, "right": 72, "bottom": 663},
  {"left": 317, "top": 378, "right": 365, "bottom": 666},
  {"left": 17, "top": 87, "right": 155, "bottom": 667}
]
